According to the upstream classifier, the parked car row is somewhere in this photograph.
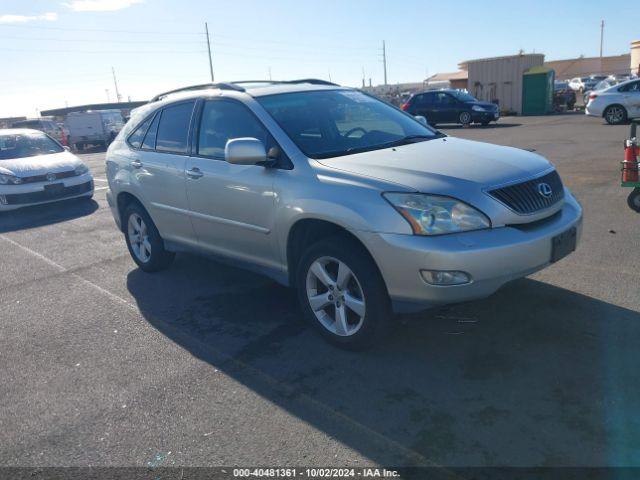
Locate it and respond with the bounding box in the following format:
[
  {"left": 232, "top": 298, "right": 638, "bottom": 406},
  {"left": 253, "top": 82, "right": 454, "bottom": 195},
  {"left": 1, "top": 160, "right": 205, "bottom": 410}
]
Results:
[{"left": 11, "top": 110, "right": 125, "bottom": 152}]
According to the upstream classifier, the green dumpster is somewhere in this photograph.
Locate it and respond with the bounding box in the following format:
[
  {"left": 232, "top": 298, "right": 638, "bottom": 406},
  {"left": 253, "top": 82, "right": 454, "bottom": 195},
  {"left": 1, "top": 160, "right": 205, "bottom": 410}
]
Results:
[{"left": 522, "top": 66, "right": 555, "bottom": 115}]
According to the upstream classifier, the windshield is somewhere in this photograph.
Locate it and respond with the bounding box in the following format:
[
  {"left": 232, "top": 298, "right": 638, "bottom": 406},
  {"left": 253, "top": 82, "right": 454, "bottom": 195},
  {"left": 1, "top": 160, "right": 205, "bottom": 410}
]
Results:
[
  {"left": 257, "top": 90, "right": 439, "bottom": 159},
  {"left": 0, "top": 132, "right": 64, "bottom": 160},
  {"left": 448, "top": 90, "right": 478, "bottom": 102}
]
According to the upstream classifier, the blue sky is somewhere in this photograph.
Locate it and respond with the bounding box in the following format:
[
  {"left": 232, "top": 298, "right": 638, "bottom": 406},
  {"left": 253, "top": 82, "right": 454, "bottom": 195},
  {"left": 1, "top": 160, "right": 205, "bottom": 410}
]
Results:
[{"left": 1, "top": 0, "right": 638, "bottom": 117}]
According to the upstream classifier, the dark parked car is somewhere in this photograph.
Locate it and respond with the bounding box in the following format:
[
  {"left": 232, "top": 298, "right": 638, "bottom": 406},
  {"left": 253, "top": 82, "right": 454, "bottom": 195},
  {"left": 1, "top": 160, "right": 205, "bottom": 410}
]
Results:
[
  {"left": 401, "top": 90, "right": 499, "bottom": 126},
  {"left": 553, "top": 81, "right": 576, "bottom": 110}
]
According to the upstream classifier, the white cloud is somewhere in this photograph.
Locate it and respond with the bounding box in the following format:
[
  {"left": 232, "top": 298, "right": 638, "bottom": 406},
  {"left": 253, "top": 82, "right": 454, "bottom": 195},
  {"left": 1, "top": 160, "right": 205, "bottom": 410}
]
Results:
[
  {"left": 0, "top": 12, "right": 58, "bottom": 23},
  {"left": 63, "top": 0, "right": 143, "bottom": 12}
]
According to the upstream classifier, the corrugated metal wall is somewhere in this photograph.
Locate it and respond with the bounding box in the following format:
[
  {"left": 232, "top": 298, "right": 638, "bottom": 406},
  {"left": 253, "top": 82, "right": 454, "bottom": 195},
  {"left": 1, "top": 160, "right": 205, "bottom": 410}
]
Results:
[{"left": 466, "top": 54, "right": 544, "bottom": 114}]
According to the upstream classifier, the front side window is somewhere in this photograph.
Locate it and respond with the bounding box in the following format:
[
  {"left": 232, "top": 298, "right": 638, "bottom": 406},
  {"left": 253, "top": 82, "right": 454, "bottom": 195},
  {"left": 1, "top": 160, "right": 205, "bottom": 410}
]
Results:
[
  {"left": 0, "top": 132, "right": 63, "bottom": 160},
  {"left": 197, "top": 100, "right": 271, "bottom": 159},
  {"left": 257, "top": 90, "right": 439, "bottom": 159},
  {"left": 449, "top": 90, "right": 478, "bottom": 103},
  {"left": 155, "top": 101, "right": 195, "bottom": 154}
]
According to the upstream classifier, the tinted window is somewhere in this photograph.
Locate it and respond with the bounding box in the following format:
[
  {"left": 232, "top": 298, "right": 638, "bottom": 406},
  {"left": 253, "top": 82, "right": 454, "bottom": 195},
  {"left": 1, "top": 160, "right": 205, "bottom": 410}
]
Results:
[
  {"left": 197, "top": 100, "right": 271, "bottom": 158},
  {"left": 258, "top": 90, "right": 438, "bottom": 159},
  {"left": 434, "top": 93, "right": 455, "bottom": 105},
  {"left": 127, "top": 115, "right": 154, "bottom": 149},
  {"left": 155, "top": 101, "right": 195, "bottom": 154},
  {"left": 142, "top": 113, "right": 160, "bottom": 150}
]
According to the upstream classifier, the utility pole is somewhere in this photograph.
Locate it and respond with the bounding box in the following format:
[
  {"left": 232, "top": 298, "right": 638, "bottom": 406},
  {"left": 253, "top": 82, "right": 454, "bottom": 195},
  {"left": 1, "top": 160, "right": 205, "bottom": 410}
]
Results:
[
  {"left": 111, "top": 67, "right": 121, "bottom": 102},
  {"left": 105, "top": 89, "right": 111, "bottom": 103},
  {"left": 268, "top": 67, "right": 272, "bottom": 81},
  {"left": 382, "top": 40, "right": 388, "bottom": 85},
  {"left": 361, "top": 66, "right": 365, "bottom": 88},
  {"left": 205, "top": 22, "right": 214, "bottom": 82},
  {"left": 599, "top": 20, "right": 604, "bottom": 58}
]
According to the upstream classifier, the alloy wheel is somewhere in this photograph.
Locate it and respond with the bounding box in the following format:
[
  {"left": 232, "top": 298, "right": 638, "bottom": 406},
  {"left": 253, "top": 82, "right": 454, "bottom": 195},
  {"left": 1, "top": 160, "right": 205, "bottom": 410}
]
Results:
[
  {"left": 305, "top": 256, "right": 366, "bottom": 337},
  {"left": 606, "top": 106, "right": 624, "bottom": 124},
  {"left": 127, "top": 213, "right": 151, "bottom": 263}
]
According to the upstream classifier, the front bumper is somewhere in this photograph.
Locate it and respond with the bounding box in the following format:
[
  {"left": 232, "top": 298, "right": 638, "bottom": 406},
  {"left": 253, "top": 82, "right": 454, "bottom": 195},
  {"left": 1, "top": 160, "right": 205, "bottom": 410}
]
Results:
[
  {"left": 0, "top": 174, "right": 94, "bottom": 211},
  {"left": 357, "top": 192, "right": 582, "bottom": 312},
  {"left": 471, "top": 110, "right": 500, "bottom": 122}
]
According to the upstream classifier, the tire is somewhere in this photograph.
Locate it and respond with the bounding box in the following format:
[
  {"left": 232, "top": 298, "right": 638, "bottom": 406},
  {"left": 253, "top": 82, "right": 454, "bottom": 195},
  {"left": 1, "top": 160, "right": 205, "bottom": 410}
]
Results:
[
  {"left": 75, "top": 142, "right": 84, "bottom": 151},
  {"left": 459, "top": 111, "right": 472, "bottom": 126},
  {"left": 628, "top": 188, "right": 640, "bottom": 213},
  {"left": 296, "top": 234, "right": 393, "bottom": 350},
  {"left": 604, "top": 105, "right": 628, "bottom": 125},
  {"left": 123, "top": 202, "right": 175, "bottom": 272}
]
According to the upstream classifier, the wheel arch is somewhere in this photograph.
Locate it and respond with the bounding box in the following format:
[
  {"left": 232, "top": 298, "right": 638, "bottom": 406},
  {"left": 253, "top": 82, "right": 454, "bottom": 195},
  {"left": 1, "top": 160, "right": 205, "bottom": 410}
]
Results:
[
  {"left": 116, "top": 191, "right": 146, "bottom": 232},
  {"left": 285, "top": 218, "right": 385, "bottom": 288},
  {"left": 603, "top": 103, "right": 627, "bottom": 118}
]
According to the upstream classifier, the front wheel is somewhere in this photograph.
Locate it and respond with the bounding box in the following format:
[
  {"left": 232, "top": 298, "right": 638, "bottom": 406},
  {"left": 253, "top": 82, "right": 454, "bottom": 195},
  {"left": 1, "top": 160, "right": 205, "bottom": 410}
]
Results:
[
  {"left": 459, "top": 111, "right": 472, "bottom": 126},
  {"left": 123, "top": 203, "right": 175, "bottom": 272},
  {"left": 628, "top": 188, "right": 640, "bottom": 213},
  {"left": 604, "top": 105, "right": 627, "bottom": 125},
  {"left": 296, "top": 235, "right": 392, "bottom": 350}
]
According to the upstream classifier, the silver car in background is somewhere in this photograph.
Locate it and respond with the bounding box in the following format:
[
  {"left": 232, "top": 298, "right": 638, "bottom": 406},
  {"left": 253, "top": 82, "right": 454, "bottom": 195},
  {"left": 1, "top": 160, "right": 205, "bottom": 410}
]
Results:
[
  {"left": 0, "top": 129, "right": 94, "bottom": 211},
  {"left": 586, "top": 78, "right": 640, "bottom": 124},
  {"left": 106, "top": 80, "right": 582, "bottom": 349}
]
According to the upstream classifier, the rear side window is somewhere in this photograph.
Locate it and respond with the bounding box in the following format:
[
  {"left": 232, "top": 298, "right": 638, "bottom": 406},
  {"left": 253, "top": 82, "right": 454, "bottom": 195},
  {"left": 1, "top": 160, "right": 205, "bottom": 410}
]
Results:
[
  {"left": 155, "top": 101, "right": 195, "bottom": 154},
  {"left": 142, "top": 113, "right": 160, "bottom": 150},
  {"left": 128, "top": 115, "right": 154, "bottom": 148}
]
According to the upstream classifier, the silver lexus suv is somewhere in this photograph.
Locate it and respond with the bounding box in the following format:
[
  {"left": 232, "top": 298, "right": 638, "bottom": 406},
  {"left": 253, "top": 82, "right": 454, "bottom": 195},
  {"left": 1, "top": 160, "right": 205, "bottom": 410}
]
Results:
[{"left": 106, "top": 80, "right": 582, "bottom": 348}]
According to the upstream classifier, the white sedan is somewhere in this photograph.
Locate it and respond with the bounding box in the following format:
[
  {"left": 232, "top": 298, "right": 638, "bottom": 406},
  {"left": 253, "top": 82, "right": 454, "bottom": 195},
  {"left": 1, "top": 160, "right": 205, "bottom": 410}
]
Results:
[
  {"left": 585, "top": 78, "right": 640, "bottom": 125},
  {"left": 0, "top": 129, "right": 94, "bottom": 211}
]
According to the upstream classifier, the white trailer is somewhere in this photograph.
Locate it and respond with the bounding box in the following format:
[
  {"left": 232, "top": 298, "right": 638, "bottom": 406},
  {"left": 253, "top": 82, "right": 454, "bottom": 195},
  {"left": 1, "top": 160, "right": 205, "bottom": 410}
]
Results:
[{"left": 65, "top": 110, "right": 124, "bottom": 151}]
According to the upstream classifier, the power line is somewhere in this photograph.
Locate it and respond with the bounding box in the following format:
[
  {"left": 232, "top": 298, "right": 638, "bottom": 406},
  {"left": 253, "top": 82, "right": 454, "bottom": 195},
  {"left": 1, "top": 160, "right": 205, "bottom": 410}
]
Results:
[
  {"left": 0, "top": 23, "right": 203, "bottom": 34},
  {"left": 0, "top": 34, "right": 203, "bottom": 44}
]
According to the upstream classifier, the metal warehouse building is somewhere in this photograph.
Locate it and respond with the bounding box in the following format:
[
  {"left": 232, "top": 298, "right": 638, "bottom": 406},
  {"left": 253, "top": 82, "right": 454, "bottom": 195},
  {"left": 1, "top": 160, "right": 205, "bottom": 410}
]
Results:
[{"left": 460, "top": 53, "right": 544, "bottom": 115}]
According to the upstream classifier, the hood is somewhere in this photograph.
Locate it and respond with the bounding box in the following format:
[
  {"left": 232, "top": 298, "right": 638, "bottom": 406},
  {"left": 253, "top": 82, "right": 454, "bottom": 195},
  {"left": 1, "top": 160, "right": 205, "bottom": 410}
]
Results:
[
  {"left": 0, "top": 151, "right": 84, "bottom": 177},
  {"left": 467, "top": 100, "right": 498, "bottom": 110},
  {"left": 316, "top": 137, "right": 553, "bottom": 198}
]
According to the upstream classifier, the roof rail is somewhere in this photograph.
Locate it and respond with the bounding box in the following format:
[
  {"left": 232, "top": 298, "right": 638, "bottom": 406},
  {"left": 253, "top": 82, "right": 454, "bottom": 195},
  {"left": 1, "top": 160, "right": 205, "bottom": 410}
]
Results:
[
  {"left": 229, "top": 79, "right": 340, "bottom": 87},
  {"left": 283, "top": 79, "right": 339, "bottom": 86},
  {"left": 150, "top": 82, "right": 245, "bottom": 102}
]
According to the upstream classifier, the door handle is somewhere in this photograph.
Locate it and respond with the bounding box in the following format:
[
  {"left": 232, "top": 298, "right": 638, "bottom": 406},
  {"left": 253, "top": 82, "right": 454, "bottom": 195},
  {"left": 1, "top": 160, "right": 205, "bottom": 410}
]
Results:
[
  {"left": 130, "top": 160, "right": 143, "bottom": 169},
  {"left": 186, "top": 167, "right": 204, "bottom": 179}
]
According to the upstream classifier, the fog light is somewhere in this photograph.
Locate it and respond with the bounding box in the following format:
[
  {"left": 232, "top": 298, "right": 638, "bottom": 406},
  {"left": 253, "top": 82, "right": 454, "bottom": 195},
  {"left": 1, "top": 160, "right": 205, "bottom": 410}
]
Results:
[
  {"left": 0, "top": 195, "right": 6, "bottom": 205},
  {"left": 421, "top": 270, "right": 471, "bottom": 286}
]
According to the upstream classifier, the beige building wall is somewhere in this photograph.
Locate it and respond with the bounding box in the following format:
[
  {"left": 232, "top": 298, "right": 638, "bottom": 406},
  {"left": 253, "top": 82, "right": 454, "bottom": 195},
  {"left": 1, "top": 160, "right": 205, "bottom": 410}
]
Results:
[
  {"left": 545, "top": 54, "right": 631, "bottom": 79},
  {"left": 462, "top": 54, "right": 544, "bottom": 114},
  {"left": 632, "top": 40, "right": 640, "bottom": 75}
]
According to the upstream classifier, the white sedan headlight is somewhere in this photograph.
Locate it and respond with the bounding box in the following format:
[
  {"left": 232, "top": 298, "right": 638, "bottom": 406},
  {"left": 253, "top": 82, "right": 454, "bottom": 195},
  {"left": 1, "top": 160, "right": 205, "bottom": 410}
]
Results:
[
  {"left": 0, "top": 173, "right": 22, "bottom": 185},
  {"left": 472, "top": 105, "right": 486, "bottom": 112},
  {"left": 383, "top": 193, "right": 491, "bottom": 235},
  {"left": 74, "top": 164, "right": 89, "bottom": 175}
]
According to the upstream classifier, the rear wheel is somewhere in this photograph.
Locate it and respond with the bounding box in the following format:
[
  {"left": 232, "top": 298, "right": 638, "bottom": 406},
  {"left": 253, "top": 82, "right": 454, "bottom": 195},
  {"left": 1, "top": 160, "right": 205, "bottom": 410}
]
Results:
[
  {"left": 296, "top": 235, "right": 392, "bottom": 350},
  {"left": 604, "top": 105, "right": 627, "bottom": 125},
  {"left": 459, "top": 111, "right": 472, "bottom": 126},
  {"left": 123, "top": 203, "right": 175, "bottom": 272},
  {"left": 628, "top": 188, "right": 640, "bottom": 213}
]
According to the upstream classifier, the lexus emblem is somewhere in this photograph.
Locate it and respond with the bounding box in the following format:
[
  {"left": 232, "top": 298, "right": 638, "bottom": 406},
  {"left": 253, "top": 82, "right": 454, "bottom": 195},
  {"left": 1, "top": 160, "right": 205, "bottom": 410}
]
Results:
[
  {"left": 537, "top": 182, "right": 552, "bottom": 198},
  {"left": 46, "top": 173, "right": 56, "bottom": 182}
]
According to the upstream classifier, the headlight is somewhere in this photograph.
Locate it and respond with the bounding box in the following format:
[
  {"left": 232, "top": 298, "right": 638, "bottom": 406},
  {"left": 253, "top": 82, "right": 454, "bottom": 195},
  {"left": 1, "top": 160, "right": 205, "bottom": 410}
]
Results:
[
  {"left": 74, "top": 164, "right": 89, "bottom": 175},
  {"left": 0, "top": 173, "right": 22, "bottom": 185},
  {"left": 383, "top": 193, "right": 491, "bottom": 235},
  {"left": 472, "top": 105, "right": 486, "bottom": 112}
]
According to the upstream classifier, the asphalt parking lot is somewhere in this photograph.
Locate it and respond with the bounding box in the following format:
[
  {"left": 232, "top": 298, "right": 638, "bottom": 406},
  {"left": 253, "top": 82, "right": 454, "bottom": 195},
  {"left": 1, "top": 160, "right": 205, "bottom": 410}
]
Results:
[{"left": 1, "top": 113, "right": 639, "bottom": 469}]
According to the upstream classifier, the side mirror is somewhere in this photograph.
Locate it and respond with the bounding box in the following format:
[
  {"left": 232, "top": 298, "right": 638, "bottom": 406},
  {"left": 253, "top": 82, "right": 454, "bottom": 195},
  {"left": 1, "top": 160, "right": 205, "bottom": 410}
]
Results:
[
  {"left": 225, "top": 138, "right": 267, "bottom": 165},
  {"left": 414, "top": 115, "right": 428, "bottom": 126}
]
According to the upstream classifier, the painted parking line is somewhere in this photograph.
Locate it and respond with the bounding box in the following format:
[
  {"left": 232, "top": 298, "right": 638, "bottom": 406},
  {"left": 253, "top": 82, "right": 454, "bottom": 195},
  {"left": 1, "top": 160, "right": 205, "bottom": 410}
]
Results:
[
  {"left": 93, "top": 178, "right": 108, "bottom": 182},
  {"left": 95, "top": 187, "right": 109, "bottom": 191}
]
